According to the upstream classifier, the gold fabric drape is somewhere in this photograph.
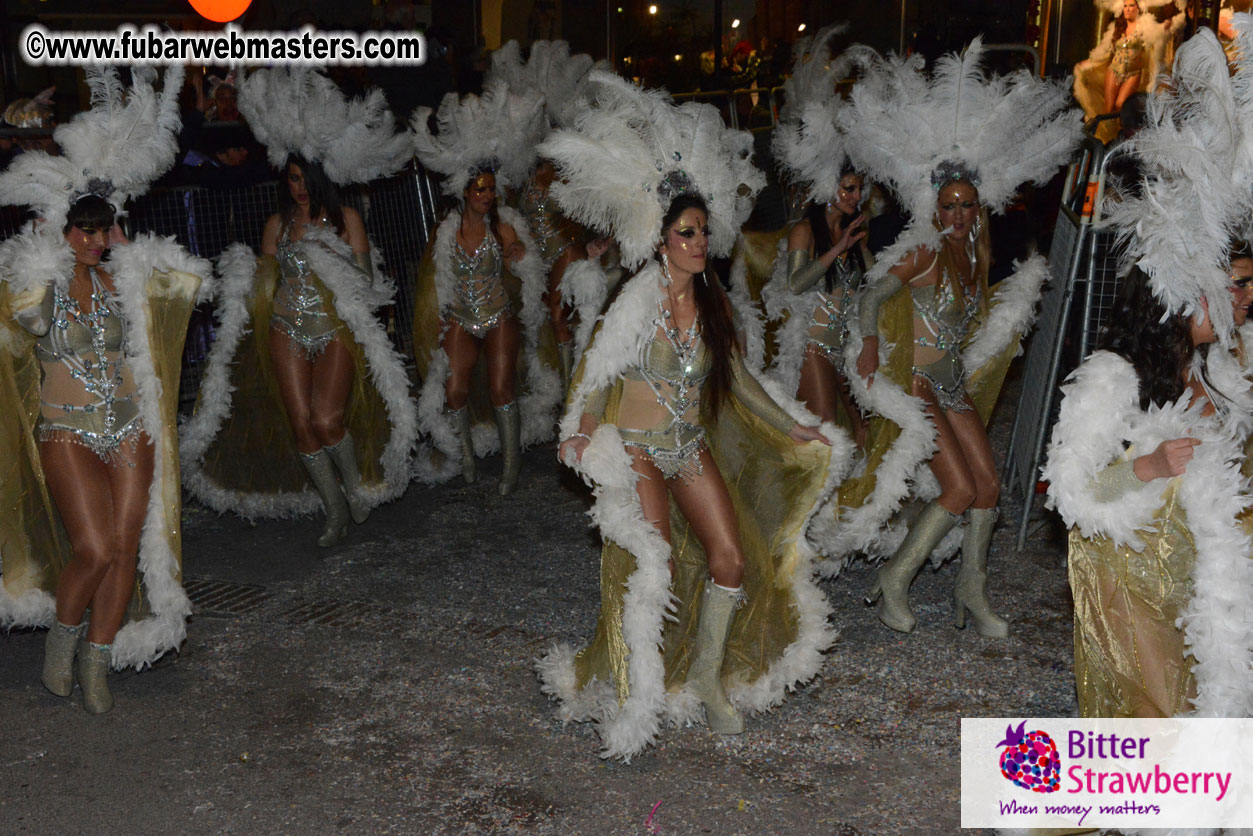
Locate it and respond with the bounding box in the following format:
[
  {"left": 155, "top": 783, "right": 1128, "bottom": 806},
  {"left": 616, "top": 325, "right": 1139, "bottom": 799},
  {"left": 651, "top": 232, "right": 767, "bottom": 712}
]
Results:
[
  {"left": 1069, "top": 476, "right": 1197, "bottom": 719},
  {"left": 195, "top": 257, "right": 390, "bottom": 497}
]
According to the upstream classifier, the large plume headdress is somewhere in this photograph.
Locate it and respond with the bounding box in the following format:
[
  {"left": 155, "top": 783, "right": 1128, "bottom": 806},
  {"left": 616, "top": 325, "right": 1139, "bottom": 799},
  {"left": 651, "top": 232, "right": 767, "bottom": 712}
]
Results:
[
  {"left": 486, "top": 39, "right": 601, "bottom": 130},
  {"left": 0, "top": 65, "right": 185, "bottom": 228},
  {"left": 772, "top": 23, "right": 873, "bottom": 205},
  {"left": 1104, "top": 24, "right": 1253, "bottom": 342},
  {"left": 236, "top": 66, "right": 413, "bottom": 186},
  {"left": 410, "top": 80, "right": 546, "bottom": 197},
  {"left": 538, "top": 70, "right": 766, "bottom": 269},
  {"left": 840, "top": 38, "right": 1082, "bottom": 272}
]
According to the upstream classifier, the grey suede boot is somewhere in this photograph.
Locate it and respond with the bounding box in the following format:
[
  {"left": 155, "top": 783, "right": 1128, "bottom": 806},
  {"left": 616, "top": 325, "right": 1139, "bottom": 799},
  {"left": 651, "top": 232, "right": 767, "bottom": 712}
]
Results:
[
  {"left": 866, "top": 500, "right": 962, "bottom": 633},
  {"left": 954, "top": 507, "right": 1010, "bottom": 638},
  {"left": 325, "top": 433, "right": 370, "bottom": 525},
  {"left": 41, "top": 619, "right": 83, "bottom": 697},
  {"left": 687, "top": 580, "right": 745, "bottom": 735},
  {"left": 494, "top": 402, "right": 521, "bottom": 496},
  {"left": 299, "top": 449, "right": 350, "bottom": 547},
  {"left": 451, "top": 407, "right": 477, "bottom": 484},
  {"left": 557, "top": 340, "right": 575, "bottom": 392},
  {"left": 76, "top": 640, "right": 114, "bottom": 714}
]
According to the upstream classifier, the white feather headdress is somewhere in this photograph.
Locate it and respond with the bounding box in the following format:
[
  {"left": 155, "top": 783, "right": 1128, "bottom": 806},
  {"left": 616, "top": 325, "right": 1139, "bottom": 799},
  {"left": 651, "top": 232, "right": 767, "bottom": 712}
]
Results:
[
  {"left": 772, "top": 23, "right": 867, "bottom": 205},
  {"left": 1094, "top": 0, "right": 1179, "bottom": 12},
  {"left": 0, "top": 65, "right": 184, "bottom": 228},
  {"left": 1104, "top": 24, "right": 1253, "bottom": 341},
  {"left": 839, "top": 38, "right": 1082, "bottom": 272},
  {"left": 236, "top": 66, "right": 412, "bottom": 186},
  {"left": 486, "top": 39, "right": 600, "bottom": 130},
  {"left": 538, "top": 71, "right": 765, "bottom": 269},
  {"left": 410, "top": 80, "right": 546, "bottom": 197}
]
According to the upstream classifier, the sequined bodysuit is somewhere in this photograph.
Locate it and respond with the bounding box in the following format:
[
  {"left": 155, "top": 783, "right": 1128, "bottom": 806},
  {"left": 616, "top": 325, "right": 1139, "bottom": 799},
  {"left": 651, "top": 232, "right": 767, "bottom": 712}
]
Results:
[
  {"left": 271, "top": 220, "right": 342, "bottom": 358},
  {"left": 805, "top": 255, "right": 864, "bottom": 365},
  {"left": 33, "top": 271, "right": 143, "bottom": 461},
  {"left": 448, "top": 231, "right": 511, "bottom": 339},
  {"left": 1111, "top": 30, "right": 1147, "bottom": 83},
  {"left": 587, "top": 302, "right": 797, "bottom": 482},
  {"left": 520, "top": 180, "right": 577, "bottom": 267},
  {"left": 910, "top": 269, "right": 981, "bottom": 413}
]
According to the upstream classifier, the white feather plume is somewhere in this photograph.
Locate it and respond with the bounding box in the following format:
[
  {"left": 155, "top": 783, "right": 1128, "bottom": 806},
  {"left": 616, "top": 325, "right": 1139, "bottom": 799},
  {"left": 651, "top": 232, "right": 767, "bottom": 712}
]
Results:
[
  {"left": 236, "top": 66, "right": 412, "bottom": 186},
  {"left": 1103, "top": 25, "right": 1253, "bottom": 344},
  {"left": 840, "top": 39, "right": 1081, "bottom": 283},
  {"left": 0, "top": 65, "right": 185, "bottom": 228},
  {"left": 410, "top": 80, "right": 547, "bottom": 197},
  {"left": 486, "top": 39, "right": 600, "bottom": 130},
  {"left": 539, "top": 71, "right": 765, "bottom": 269}
]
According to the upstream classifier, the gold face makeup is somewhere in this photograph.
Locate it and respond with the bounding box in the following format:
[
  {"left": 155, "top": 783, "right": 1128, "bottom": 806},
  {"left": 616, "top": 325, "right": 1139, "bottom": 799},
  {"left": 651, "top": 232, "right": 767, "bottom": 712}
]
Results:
[
  {"left": 65, "top": 225, "right": 107, "bottom": 266},
  {"left": 832, "top": 175, "right": 863, "bottom": 214},
  {"left": 465, "top": 174, "right": 497, "bottom": 215},
  {"left": 661, "top": 208, "right": 709, "bottom": 277},
  {"left": 936, "top": 181, "right": 980, "bottom": 239}
]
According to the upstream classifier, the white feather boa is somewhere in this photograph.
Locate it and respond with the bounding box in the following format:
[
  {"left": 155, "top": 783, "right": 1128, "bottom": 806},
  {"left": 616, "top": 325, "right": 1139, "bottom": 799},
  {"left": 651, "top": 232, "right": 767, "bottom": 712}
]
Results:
[
  {"left": 727, "top": 247, "right": 767, "bottom": 373},
  {"left": 809, "top": 255, "right": 1047, "bottom": 570},
  {"left": 537, "top": 263, "right": 853, "bottom": 760},
  {"left": 411, "top": 207, "right": 562, "bottom": 483},
  {"left": 558, "top": 256, "right": 612, "bottom": 368},
  {"left": 1044, "top": 350, "right": 1253, "bottom": 719},
  {"left": 179, "top": 228, "right": 417, "bottom": 519}
]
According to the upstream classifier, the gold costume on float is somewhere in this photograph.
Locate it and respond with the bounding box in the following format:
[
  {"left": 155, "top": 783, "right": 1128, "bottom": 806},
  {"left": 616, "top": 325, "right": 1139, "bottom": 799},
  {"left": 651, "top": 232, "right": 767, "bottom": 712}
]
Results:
[{"left": 0, "top": 264, "right": 199, "bottom": 647}]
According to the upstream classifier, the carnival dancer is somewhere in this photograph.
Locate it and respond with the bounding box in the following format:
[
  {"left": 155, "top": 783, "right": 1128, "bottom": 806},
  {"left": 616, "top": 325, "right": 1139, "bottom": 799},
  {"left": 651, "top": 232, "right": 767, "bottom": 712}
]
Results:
[
  {"left": 0, "top": 66, "right": 210, "bottom": 712},
  {"left": 536, "top": 72, "right": 856, "bottom": 759},
  {"left": 1045, "top": 28, "right": 1253, "bottom": 719},
  {"left": 179, "top": 67, "right": 417, "bottom": 547},
  {"left": 487, "top": 40, "right": 605, "bottom": 391},
  {"left": 817, "top": 39, "right": 1080, "bottom": 637},
  {"left": 410, "top": 81, "right": 561, "bottom": 494}
]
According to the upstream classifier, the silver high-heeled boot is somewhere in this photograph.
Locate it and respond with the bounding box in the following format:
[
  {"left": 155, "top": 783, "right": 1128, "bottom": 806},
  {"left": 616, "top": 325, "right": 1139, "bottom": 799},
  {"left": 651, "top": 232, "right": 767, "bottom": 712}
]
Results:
[
  {"left": 954, "top": 507, "right": 1010, "bottom": 638},
  {"left": 687, "top": 580, "right": 745, "bottom": 735},
  {"left": 451, "top": 407, "right": 476, "bottom": 484},
  {"left": 866, "top": 500, "right": 962, "bottom": 633},
  {"left": 325, "top": 433, "right": 370, "bottom": 525},
  {"left": 299, "top": 449, "right": 350, "bottom": 547},
  {"left": 76, "top": 640, "right": 114, "bottom": 714},
  {"left": 41, "top": 619, "right": 84, "bottom": 697},
  {"left": 495, "top": 402, "right": 521, "bottom": 496}
]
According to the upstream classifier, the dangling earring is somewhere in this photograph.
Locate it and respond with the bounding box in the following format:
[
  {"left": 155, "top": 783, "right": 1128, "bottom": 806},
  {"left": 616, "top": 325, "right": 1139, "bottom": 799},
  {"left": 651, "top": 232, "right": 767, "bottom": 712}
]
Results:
[{"left": 660, "top": 251, "right": 672, "bottom": 285}]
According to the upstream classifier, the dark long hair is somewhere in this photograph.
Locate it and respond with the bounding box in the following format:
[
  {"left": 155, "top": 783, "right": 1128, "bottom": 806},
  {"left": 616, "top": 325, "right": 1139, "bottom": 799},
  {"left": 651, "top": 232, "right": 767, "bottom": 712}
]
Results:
[
  {"left": 658, "top": 193, "right": 735, "bottom": 422},
  {"left": 1113, "top": 1, "right": 1141, "bottom": 41},
  {"left": 1099, "top": 266, "right": 1193, "bottom": 410},
  {"left": 802, "top": 197, "right": 866, "bottom": 294},
  {"left": 279, "top": 154, "right": 345, "bottom": 235},
  {"left": 63, "top": 194, "right": 116, "bottom": 234}
]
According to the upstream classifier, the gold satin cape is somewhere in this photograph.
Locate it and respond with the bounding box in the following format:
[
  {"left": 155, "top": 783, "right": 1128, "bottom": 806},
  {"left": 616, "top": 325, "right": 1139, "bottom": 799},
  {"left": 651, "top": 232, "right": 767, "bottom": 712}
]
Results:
[
  {"left": 193, "top": 255, "right": 390, "bottom": 500},
  {"left": 0, "top": 270, "right": 198, "bottom": 627}
]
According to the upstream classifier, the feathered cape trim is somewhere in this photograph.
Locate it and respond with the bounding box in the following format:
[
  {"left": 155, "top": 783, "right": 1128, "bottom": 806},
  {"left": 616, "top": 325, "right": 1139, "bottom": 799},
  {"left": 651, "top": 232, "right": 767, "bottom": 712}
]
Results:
[
  {"left": 1043, "top": 349, "right": 1253, "bottom": 719},
  {"left": 538, "top": 262, "right": 854, "bottom": 760},
  {"left": 411, "top": 206, "right": 562, "bottom": 483},
  {"left": 178, "top": 228, "right": 417, "bottom": 519}
]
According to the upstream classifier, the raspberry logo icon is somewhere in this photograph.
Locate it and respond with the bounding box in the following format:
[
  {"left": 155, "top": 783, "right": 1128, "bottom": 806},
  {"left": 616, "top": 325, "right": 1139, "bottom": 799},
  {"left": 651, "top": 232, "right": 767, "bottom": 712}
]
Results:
[{"left": 996, "top": 721, "right": 1061, "bottom": 793}]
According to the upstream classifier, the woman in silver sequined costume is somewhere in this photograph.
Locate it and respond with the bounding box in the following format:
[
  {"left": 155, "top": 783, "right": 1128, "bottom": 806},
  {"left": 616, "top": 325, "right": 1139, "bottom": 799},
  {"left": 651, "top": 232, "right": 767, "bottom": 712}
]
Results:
[
  {"left": 263, "top": 155, "right": 374, "bottom": 545},
  {"left": 784, "top": 169, "right": 872, "bottom": 446},
  {"left": 854, "top": 175, "right": 1007, "bottom": 638},
  {"left": 559, "top": 194, "right": 832, "bottom": 736},
  {"left": 15, "top": 197, "right": 166, "bottom": 713}
]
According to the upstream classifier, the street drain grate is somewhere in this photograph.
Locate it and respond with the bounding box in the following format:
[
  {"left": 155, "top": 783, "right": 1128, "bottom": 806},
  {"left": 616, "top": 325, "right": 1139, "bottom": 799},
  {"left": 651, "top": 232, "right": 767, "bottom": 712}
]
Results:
[
  {"left": 279, "top": 599, "right": 409, "bottom": 635},
  {"left": 184, "top": 577, "right": 274, "bottom": 616}
]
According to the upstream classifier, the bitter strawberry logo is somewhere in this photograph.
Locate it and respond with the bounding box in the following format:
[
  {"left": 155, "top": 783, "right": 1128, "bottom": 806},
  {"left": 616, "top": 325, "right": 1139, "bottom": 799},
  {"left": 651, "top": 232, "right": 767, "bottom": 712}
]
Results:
[{"left": 996, "top": 721, "right": 1061, "bottom": 793}]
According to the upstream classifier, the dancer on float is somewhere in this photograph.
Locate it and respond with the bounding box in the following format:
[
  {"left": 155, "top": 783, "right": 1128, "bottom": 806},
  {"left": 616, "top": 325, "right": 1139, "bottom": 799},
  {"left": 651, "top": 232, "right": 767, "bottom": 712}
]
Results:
[
  {"left": 0, "top": 66, "right": 209, "bottom": 712},
  {"left": 179, "top": 67, "right": 417, "bottom": 547},
  {"left": 486, "top": 40, "right": 606, "bottom": 392},
  {"left": 536, "top": 72, "right": 855, "bottom": 759},
  {"left": 818, "top": 39, "right": 1080, "bottom": 636},
  {"left": 1045, "top": 28, "right": 1253, "bottom": 719},
  {"left": 759, "top": 23, "right": 872, "bottom": 447},
  {"left": 1074, "top": 0, "right": 1179, "bottom": 141},
  {"left": 410, "top": 82, "right": 560, "bottom": 493}
]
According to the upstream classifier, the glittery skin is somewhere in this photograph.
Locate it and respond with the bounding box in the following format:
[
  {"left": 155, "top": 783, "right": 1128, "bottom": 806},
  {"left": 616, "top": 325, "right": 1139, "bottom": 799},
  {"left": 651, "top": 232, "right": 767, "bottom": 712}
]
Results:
[
  {"left": 271, "top": 220, "right": 342, "bottom": 358},
  {"left": 35, "top": 270, "right": 144, "bottom": 461},
  {"left": 1111, "top": 31, "right": 1147, "bottom": 83}
]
